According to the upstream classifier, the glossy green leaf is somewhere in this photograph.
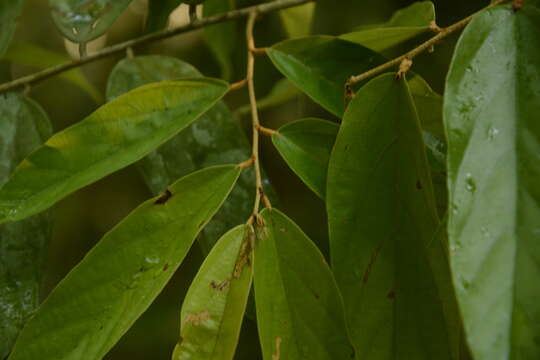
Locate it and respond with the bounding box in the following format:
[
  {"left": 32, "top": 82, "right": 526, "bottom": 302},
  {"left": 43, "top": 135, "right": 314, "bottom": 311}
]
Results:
[
  {"left": 172, "top": 225, "right": 253, "bottom": 360},
  {"left": 146, "top": 0, "right": 182, "bottom": 32},
  {"left": 7, "top": 165, "right": 241, "bottom": 360},
  {"left": 327, "top": 73, "right": 451, "bottom": 358},
  {"left": 267, "top": 36, "right": 387, "bottom": 117},
  {"left": 340, "top": 2, "right": 436, "bottom": 52},
  {"left": 49, "top": 0, "right": 133, "bottom": 43},
  {"left": 0, "top": 0, "right": 24, "bottom": 58},
  {"left": 444, "top": 5, "right": 540, "bottom": 359},
  {"left": 3, "top": 42, "right": 101, "bottom": 102},
  {"left": 106, "top": 55, "right": 256, "bottom": 252},
  {"left": 272, "top": 118, "right": 338, "bottom": 199},
  {"left": 235, "top": 78, "right": 301, "bottom": 118},
  {"left": 0, "top": 78, "right": 229, "bottom": 224},
  {"left": 280, "top": 3, "right": 315, "bottom": 39},
  {"left": 204, "top": 0, "right": 237, "bottom": 80},
  {"left": 0, "top": 93, "right": 52, "bottom": 359},
  {"left": 254, "top": 208, "right": 354, "bottom": 360}
]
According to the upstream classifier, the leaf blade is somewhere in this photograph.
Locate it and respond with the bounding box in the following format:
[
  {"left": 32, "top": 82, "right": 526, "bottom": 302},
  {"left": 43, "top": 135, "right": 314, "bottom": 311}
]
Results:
[
  {"left": 327, "top": 73, "right": 452, "bottom": 359},
  {"left": 254, "top": 208, "right": 354, "bottom": 360},
  {"left": 7, "top": 165, "right": 241, "bottom": 360},
  {"left": 0, "top": 78, "right": 229, "bottom": 224},
  {"left": 444, "top": 5, "right": 540, "bottom": 359},
  {"left": 172, "top": 225, "right": 253, "bottom": 360},
  {"left": 272, "top": 118, "right": 338, "bottom": 199}
]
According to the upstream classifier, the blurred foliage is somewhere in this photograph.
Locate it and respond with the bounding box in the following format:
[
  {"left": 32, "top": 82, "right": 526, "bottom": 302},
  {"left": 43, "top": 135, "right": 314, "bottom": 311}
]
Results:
[{"left": 2, "top": 0, "right": 486, "bottom": 358}]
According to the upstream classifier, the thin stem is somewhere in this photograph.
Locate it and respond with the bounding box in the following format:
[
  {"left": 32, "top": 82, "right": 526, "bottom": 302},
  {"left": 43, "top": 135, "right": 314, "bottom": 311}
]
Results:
[
  {"left": 0, "top": 0, "right": 314, "bottom": 95},
  {"left": 246, "top": 11, "right": 269, "bottom": 222},
  {"left": 258, "top": 125, "right": 278, "bottom": 136},
  {"left": 347, "top": 0, "right": 512, "bottom": 87}
]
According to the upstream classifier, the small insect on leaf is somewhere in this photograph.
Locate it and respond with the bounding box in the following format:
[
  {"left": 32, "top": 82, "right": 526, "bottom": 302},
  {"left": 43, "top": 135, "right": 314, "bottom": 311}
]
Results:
[{"left": 154, "top": 189, "right": 173, "bottom": 205}]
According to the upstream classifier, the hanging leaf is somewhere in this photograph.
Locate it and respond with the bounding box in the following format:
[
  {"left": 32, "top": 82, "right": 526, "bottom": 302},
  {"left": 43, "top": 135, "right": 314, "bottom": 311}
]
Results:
[
  {"left": 340, "top": 1, "right": 436, "bottom": 52},
  {"left": 0, "top": 0, "right": 24, "bottom": 58},
  {"left": 106, "top": 55, "right": 258, "bottom": 252},
  {"left": 146, "top": 0, "right": 182, "bottom": 32},
  {"left": 327, "top": 73, "right": 451, "bottom": 359},
  {"left": 254, "top": 208, "right": 354, "bottom": 360},
  {"left": 3, "top": 42, "right": 101, "bottom": 102},
  {"left": 204, "top": 0, "right": 237, "bottom": 80},
  {"left": 280, "top": 3, "right": 315, "bottom": 39},
  {"left": 0, "top": 78, "right": 229, "bottom": 224},
  {"left": 48, "top": 0, "right": 133, "bottom": 43},
  {"left": 444, "top": 5, "right": 540, "bottom": 360},
  {"left": 172, "top": 225, "right": 253, "bottom": 360},
  {"left": 7, "top": 165, "right": 241, "bottom": 360},
  {"left": 0, "top": 93, "right": 53, "bottom": 359},
  {"left": 234, "top": 78, "right": 301, "bottom": 118},
  {"left": 272, "top": 118, "right": 338, "bottom": 199},
  {"left": 267, "top": 36, "right": 387, "bottom": 117}
]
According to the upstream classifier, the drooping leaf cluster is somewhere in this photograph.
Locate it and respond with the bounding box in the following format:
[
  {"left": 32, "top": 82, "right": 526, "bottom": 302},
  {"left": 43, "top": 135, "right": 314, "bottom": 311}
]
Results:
[{"left": 0, "top": 1, "right": 538, "bottom": 360}]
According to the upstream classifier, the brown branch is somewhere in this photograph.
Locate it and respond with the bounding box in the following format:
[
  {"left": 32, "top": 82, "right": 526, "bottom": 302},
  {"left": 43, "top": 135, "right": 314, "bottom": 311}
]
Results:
[
  {"left": 347, "top": 0, "right": 512, "bottom": 87},
  {"left": 0, "top": 0, "right": 314, "bottom": 95},
  {"left": 246, "top": 11, "right": 271, "bottom": 224}
]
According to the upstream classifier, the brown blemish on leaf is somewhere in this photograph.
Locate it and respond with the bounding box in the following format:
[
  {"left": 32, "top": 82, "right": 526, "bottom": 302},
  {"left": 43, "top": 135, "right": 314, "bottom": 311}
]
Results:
[
  {"left": 184, "top": 311, "right": 211, "bottom": 326},
  {"left": 416, "top": 180, "right": 423, "bottom": 190},
  {"left": 154, "top": 189, "right": 172, "bottom": 204},
  {"left": 362, "top": 241, "right": 384, "bottom": 284},
  {"left": 272, "top": 336, "right": 282, "bottom": 360},
  {"left": 234, "top": 229, "right": 254, "bottom": 278},
  {"left": 163, "top": 263, "right": 169, "bottom": 271},
  {"left": 279, "top": 228, "right": 287, "bottom": 233},
  {"left": 387, "top": 291, "right": 396, "bottom": 300},
  {"left": 210, "top": 279, "right": 230, "bottom": 291}
]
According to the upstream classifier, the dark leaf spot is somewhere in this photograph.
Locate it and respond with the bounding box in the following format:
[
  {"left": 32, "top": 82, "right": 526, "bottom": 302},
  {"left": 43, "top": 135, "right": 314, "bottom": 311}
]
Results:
[
  {"left": 163, "top": 263, "right": 169, "bottom": 271},
  {"left": 387, "top": 291, "right": 396, "bottom": 300},
  {"left": 416, "top": 180, "right": 423, "bottom": 190},
  {"left": 154, "top": 189, "right": 172, "bottom": 204}
]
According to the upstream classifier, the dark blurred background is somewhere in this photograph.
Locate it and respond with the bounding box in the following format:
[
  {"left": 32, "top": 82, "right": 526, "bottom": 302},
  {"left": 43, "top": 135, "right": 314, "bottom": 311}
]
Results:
[{"left": 3, "top": 0, "right": 487, "bottom": 358}]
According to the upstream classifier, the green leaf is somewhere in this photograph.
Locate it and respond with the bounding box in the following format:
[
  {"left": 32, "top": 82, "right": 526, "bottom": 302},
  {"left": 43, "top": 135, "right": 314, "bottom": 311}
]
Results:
[
  {"left": 270, "top": 83, "right": 444, "bottom": 202},
  {"left": 1, "top": 93, "right": 53, "bottom": 359},
  {"left": 235, "top": 78, "right": 301, "bottom": 118},
  {"left": 444, "top": 5, "right": 540, "bottom": 359},
  {"left": 204, "top": 0, "right": 237, "bottom": 80},
  {"left": 280, "top": 3, "right": 315, "bottom": 39},
  {"left": 146, "top": 0, "right": 182, "bottom": 32},
  {"left": 327, "top": 73, "right": 451, "bottom": 358},
  {"left": 7, "top": 165, "right": 241, "bottom": 360},
  {"left": 0, "top": 78, "right": 229, "bottom": 224},
  {"left": 172, "top": 225, "right": 253, "bottom": 360},
  {"left": 408, "top": 75, "right": 444, "bottom": 139},
  {"left": 267, "top": 36, "right": 387, "bottom": 117},
  {"left": 0, "top": 0, "right": 24, "bottom": 58},
  {"left": 272, "top": 118, "right": 338, "bottom": 199},
  {"left": 106, "top": 55, "right": 255, "bottom": 252},
  {"left": 3, "top": 42, "right": 102, "bottom": 102},
  {"left": 340, "top": 1, "right": 435, "bottom": 52},
  {"left": 254, "top": 208, "right": 354, "bottom": 360},
  {"left": 49, "top": 0, "right": 133, "bottom": 43}
]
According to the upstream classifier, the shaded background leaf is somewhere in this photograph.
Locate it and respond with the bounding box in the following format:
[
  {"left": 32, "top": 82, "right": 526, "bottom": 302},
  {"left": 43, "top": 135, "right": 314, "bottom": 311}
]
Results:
[
  {"left": 0, "top": 1, "right": 24, "bottom": 58},
  {"left": 0, "top": 93, "right": 53, "bottom": 359},
  {"left": 106, "top": 55, "right": 272, "bottom": 252}
]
